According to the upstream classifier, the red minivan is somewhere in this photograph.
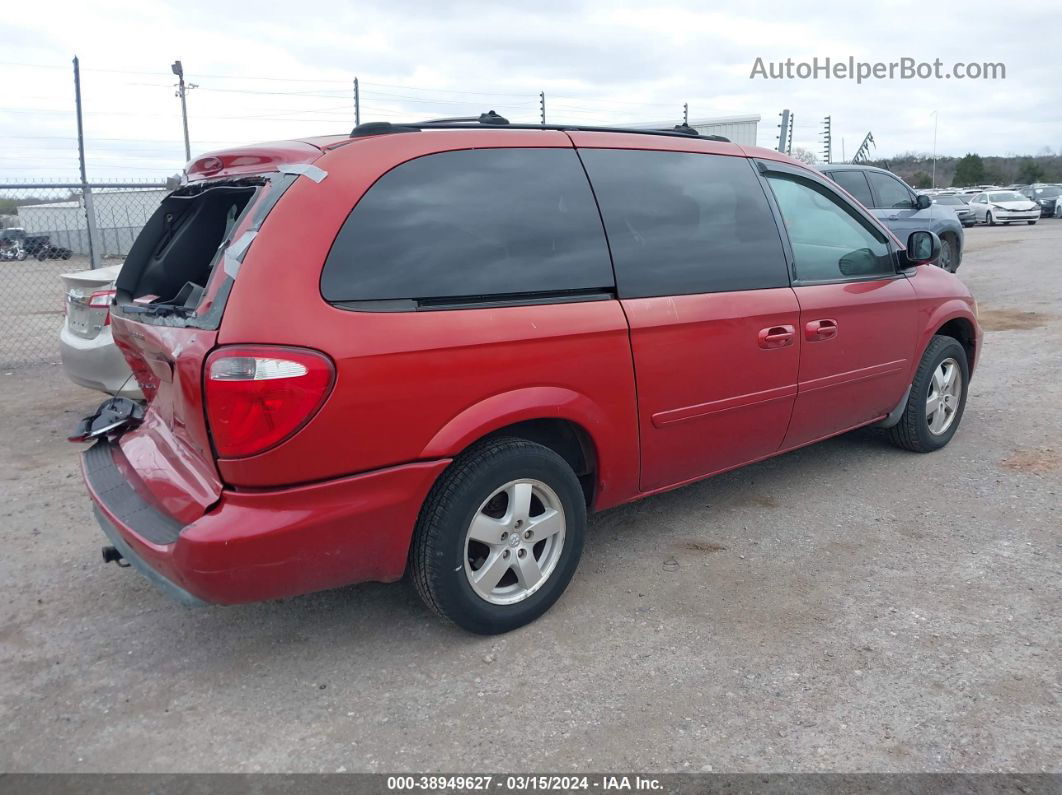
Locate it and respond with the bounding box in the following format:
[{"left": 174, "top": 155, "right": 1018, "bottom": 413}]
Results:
[{"left": 75, "top": 116, "right": 981, "bottom": 634}]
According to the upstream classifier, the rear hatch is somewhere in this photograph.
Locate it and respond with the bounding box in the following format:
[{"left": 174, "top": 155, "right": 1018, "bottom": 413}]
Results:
[
  {"left": 105, "top": 145, "right": 318, "bottom": 525},
  {"left": 61, "top": 263, "right": 120, "bottom": 340}
]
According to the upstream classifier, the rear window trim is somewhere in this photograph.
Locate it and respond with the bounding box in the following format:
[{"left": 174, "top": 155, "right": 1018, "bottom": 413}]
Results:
[{"left": 332, "top": 287, "right": 616, "bottom": 313}]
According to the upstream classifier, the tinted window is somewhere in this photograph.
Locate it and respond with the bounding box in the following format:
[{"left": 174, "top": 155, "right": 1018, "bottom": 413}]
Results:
[
  {"left": 828, "top": 170, "right": 873, "bottom": 207},
  {"left": 578, "top": 149, "right": 787, "bottom": 298},
  {"left": 867, "top": 172, "right": 915, "bottom": 209},
  {"left": 934, "top": 195, "right": 964, "bottom": 206},
  {"left": 766, "top": 174, "right": 893, "bottom": 282},
  {"left": 321, "top": 148, "right": 614, "bottom": 303}
]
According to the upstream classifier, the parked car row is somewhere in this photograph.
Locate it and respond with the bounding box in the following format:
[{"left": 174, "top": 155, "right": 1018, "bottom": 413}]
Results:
[{"left": 69, "top": 118, "right": 981, "bottom": 633}]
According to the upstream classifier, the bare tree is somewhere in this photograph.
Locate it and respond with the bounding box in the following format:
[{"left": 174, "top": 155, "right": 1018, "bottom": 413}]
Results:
[{"left": 792, "top": 147, "right": 819, "bottom": 166}]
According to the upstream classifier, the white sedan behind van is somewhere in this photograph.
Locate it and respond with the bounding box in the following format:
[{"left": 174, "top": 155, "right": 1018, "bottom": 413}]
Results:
[{"left": 59, "top": 264, "right": 141, "bottom": 398}]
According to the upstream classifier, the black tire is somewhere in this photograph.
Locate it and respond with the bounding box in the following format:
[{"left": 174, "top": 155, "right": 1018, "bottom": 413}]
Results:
[
  {"left": 411, "top": 437, "right": 586, "bottom": 635},
  {"left": 888, "top": 335, "right": 970, "bottom": 453},
  {"left": 938, "top": 235, "right": 957, "bottom": 272},
  {"left": 1027, "top": 220, "right": 1037, "bottom": 226},
  {"left": 987, "top": 211, "right": 995, "bottom": 226}
]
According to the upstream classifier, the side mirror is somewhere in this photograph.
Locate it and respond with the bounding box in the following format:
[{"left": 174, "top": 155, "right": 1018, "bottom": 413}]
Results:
[
  {"left": 905, "top": 230, "right": 941, "bottom": 266},
  {"left": 916, "top": 194, "right": 932, "bottom": 210}
]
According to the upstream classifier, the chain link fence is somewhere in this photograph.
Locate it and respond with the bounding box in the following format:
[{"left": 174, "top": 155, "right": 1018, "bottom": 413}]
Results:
[{"left": 0, "top": 180, "right": 170, "bottom": 368}]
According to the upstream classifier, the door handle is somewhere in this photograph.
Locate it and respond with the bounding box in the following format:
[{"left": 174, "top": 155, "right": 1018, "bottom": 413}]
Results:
[
  {"left": 805, "top": 318, "right": 838, "bottom": 341},
  {"left": 758, "top": 325, "right": 795, "bottom": 349}
]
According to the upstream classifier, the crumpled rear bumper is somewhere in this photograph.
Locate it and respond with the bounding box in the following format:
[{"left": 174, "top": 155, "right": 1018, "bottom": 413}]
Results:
[{"left": 83, "top": 440, "right": 451, "bottom": 605}]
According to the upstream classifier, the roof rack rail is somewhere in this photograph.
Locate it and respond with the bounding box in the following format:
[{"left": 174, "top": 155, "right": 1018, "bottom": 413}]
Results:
[
  {"left": 347, "top": 112, "right": 732, "bottom": 143},
  {"left": 662, "top": 123, "right": 700, "bottom": 136},
  {"left": 416, "top": 110, "right": 509, "bottom": 126}
]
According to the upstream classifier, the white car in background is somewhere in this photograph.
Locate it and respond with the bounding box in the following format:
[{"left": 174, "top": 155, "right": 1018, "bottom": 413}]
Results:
[
  {"left": 967, "top": 190, "right": 1041, "bottom": 226},
  {"left": 59, "top": 264, "right": 141, "bottom": 398}
]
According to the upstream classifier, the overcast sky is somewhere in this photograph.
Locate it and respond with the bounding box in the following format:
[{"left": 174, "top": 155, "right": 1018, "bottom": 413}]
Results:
[{"left": 2, "top": 0, "right": 1059, "bottom": 180}]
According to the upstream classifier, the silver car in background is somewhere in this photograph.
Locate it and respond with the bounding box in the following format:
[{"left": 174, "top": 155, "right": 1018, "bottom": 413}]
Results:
[
  {"left": 59, "top": 264, "right": 141, "bottom": 398},
  {"left": 967, "top": 190, "right": 1041, "bottom": 226},
  {"left": 931, "top": 193, "right": 976, "bottom": 228}
]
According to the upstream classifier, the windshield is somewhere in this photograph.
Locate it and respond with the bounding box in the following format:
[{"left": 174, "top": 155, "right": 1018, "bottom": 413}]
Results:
[
  {"left": 1032, "top": 186, "right": 1061, "bottom": 197},
  {"left": 989, "top": 192, "right": 1026, "bottom": 202},
  {"left": 934, "top": 196, "right": 964, "bottom": 206}
]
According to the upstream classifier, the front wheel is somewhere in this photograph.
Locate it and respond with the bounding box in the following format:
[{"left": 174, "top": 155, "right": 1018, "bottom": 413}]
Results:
[
  {"left": 1027, "top": 220, "right": 1037, "bottom": 226},
  {"left": 986, "top": 211, "right": 995, "bottom": 226},
  {"left": 411, "top": 437, "right": 586, "bottom": 634},
  {"left": 888, "top": 335, "right": 970, "bottom": 453}
]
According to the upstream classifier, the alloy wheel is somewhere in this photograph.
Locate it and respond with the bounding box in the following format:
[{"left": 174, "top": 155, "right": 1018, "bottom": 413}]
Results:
[
  {"left": 463, "top": 479, "right": 566, "bottom": 605},
  {"left": 926, "top": 357, "right": 962, "bottom": 435}
]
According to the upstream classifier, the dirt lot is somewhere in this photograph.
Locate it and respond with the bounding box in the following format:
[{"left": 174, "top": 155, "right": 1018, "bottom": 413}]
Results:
[{"left": 1, "top": 222, "right": 1059, "bottom": 773}]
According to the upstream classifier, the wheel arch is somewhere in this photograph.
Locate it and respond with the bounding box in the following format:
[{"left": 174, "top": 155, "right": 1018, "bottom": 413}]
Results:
[
  {"left": 928, "top": 311, "right": 979, "bottom": 375},
  {"left": 419, "top": 386, "right": 638, "bottom": 511}
]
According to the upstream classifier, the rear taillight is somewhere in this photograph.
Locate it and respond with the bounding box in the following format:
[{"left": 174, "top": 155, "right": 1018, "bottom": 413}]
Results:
[
  {"left": 204, "top": 346, "right": 335, "bottom": 459},
  {"left": 89, "top": 289, "right": 116, "bottom": 325}
]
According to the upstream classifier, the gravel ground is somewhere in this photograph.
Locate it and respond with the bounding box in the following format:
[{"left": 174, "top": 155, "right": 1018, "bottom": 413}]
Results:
[{"left": 0, "top": 221, "right": 1059, "bottom": 773}]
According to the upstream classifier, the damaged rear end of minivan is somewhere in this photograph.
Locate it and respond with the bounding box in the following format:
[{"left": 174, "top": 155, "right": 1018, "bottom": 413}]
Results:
[{"left": 74, "top": 142, "right": 436, "bottom": 606}]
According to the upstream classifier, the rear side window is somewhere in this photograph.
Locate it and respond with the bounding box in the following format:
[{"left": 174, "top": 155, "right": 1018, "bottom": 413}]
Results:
[
  {"left": 578, "top": 149, "right": 788, "bottom": 298},
  {"left": 321, "top": 148, "right": 614, "bottom": 305},
  {"left": 866, "top": 171, "right": 915, "bottom": 209},
  {"left": 828, "top": 170, "right": 874, "bottom": 207}
]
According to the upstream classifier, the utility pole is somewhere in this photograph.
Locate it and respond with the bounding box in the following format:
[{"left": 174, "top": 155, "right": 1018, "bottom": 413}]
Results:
[
  {"left": 683, "top": 102, "right": 689, "bottom": 126},
  {"left": 821, "top": 115, "right": 832, "bottom": 164},
  {"left": 777, "top": 109, "right": 791, "bottom": 153},
  {"left": 354, "top": 77, "right": 360, "bottom": 127},
  {"left": 171, "top": 60, "right": 196, "bottom": 161},
  {"left": 73, "top": 55, "right": 101, "bottom": 269},
  {"left": 931, "top": 110, "right": 939, "bottom": 188},
  {"left": 539, "top": 91, "right": 545, "bottom": 125},
  {"left": 787, "top": 113, "right": 794, "bottom": 154}
]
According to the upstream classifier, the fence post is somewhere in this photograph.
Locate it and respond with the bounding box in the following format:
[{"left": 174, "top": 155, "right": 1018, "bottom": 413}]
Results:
[
  {"left": 82, "top": 187, "right": 103, "bottom": 266},
  {"left": 73, "top": 55, "right": 103, "bottom": 268}
]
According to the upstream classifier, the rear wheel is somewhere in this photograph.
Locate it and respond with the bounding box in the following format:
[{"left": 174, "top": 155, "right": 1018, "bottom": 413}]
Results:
[
  {"left": 888, "top": 335, "right": 969, "bottom": 453},
  {"left": 411, "top": 437, "right": 586, "bottom": 634},
  {"left": 938, "top": 235, "right": 956, "bottom": 272}
]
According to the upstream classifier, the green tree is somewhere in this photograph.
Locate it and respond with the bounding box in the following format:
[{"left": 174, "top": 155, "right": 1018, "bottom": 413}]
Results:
[
  {"left": 1016, "top": 158, "right": 1045, "bottom": 184},
  {"left": 952, "top": 154, "right": 986, "bottom": 187},
  {"left": 910, "top": 171, "right": 932, "bottom": 189}
]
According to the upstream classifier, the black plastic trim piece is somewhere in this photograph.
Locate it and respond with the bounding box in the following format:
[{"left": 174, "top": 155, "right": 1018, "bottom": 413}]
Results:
[
  {"left": 84, "top": 441, "right": 185, "bottom": 546},
  {"left": 332, "top": 288, "right": 615, "bottom": 313},
  {"left": 92, "top": 507, "right": 207, "bottom": 607}
]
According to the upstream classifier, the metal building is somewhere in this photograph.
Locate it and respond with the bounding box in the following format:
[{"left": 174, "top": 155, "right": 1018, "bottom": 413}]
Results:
[
  {"left": 17, "top": 188, "right": 167, "bottom": 257},
  {"left": 629, "top": 114, "right": 761, "bottom": 146}
]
